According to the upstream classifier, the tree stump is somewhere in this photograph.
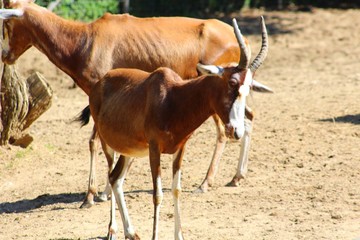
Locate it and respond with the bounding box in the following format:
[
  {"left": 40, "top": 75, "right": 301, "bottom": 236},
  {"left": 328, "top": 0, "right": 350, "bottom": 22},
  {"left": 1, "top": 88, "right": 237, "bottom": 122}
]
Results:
[
  {"left": 0, "top": 0, "right": 53, "bottom": 147},
  {"left": 0, "top": 64, "right": 53, "bottom": 147}
]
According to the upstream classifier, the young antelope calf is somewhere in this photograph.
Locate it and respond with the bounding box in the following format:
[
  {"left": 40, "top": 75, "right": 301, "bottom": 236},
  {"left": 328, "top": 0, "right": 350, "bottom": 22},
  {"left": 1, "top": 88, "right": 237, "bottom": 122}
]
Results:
[{"left": 78, "top": 18, "right": 268, "bottom": 239}]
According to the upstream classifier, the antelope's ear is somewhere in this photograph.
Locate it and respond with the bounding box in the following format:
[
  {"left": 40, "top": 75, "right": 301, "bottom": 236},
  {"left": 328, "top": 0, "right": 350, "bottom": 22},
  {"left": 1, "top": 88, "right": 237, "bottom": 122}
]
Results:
[
  {"left": 0, "top": 9, "right": 24, "bottom": 19},
  {"left": 197, "top": 63, "right": 224, "bottom": 76},
  {"left": 251, "top": 79, "right": 274, "bottom": 93},
  {"left": 3, "top": 0, "right": 11, "bottom": 8}
]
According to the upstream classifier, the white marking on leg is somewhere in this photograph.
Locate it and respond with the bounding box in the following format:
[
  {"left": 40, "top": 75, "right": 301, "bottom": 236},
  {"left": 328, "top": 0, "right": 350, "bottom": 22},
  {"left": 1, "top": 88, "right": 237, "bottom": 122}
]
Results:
[
  {"left": 112, "top": 157, "right": 136, "bottom": 238},
  {"left": 153, "top": 176, "right": 163, "bottom": 240},
  {"left": 99, "top": 152, "right": 116, "bottom": 202},
  {"left": 99, "top": 178, "right": 112, "bottom": 201},
  {"left": 172, "top": 170, "right": 183, "bottom": 240},
  {"left": 156, "top": 176, "right": 164, "bottom": 205}
]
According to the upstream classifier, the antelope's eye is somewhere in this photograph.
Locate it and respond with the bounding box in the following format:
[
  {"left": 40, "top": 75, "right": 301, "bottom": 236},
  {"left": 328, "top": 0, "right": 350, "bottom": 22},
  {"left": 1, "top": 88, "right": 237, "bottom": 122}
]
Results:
[{"left": 229, "top": 78, "right": 238, "bottom": 87}]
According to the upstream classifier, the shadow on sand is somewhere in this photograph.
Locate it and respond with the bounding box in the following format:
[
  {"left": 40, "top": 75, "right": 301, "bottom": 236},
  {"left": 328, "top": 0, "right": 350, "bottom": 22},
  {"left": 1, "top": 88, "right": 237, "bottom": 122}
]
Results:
[
  {"left": 0, "top": 192, "right": 85, "bottom": 214},
  {"left": 319, "top": 114, "right": 360, "bottom": 125},
  {"left": 0, "top": 188, "right": 170, "bottom": 214}
]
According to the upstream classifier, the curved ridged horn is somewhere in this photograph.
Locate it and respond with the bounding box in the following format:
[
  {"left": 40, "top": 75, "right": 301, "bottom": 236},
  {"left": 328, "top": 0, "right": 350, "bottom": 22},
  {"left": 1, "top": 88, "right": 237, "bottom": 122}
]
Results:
[
  {"left": 249, "top": 16, "right": 268, "bottom": 73},
  {"left": 232, "top": 18, "right": 250, "bottom": 70}
]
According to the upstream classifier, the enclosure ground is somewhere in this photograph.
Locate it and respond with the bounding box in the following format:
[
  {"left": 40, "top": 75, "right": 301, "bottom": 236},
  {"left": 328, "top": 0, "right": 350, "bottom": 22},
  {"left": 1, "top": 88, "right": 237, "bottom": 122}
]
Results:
[{"left": 0, "top": 8, "right": 359, "bottom": 240}]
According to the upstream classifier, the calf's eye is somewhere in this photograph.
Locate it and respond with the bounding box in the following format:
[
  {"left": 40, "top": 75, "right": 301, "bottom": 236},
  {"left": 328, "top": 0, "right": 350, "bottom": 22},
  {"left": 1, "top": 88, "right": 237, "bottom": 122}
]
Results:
[{"left": 229, "top": 78, "right": 238, "bottom": 87}]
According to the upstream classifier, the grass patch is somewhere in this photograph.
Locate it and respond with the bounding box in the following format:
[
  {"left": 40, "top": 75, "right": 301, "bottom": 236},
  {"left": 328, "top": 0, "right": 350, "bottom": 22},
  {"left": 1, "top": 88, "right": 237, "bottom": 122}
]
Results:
[
  {"left": 14, "top": 146, "right": 33, "bottom": 159},
  {"left": 45, "top": 143, "right": 56, "bottom": 151}
]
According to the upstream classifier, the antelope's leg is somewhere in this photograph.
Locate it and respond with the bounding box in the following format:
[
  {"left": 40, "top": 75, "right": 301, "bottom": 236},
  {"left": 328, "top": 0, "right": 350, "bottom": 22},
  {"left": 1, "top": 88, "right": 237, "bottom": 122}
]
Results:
[
  {"left": 108, "top": 152, "right": 139, "bottom": 240},
  {"left": 98, "top": 177, "right": 112, "bottom": 202},
  {"left": 99, "top": 154, "right": 135, "bottom": 202},
  {"left": 98, "top": 152, "right": 117, "bottom": 202},
  {"left": 98, "top": 142, "right": 118, "bottom": 239},
  {"left": 227, "top": 118, "right": 252, "bottom": 186},
  {"left": 196, "top": 114, "right": 227, "bottom": 193},
  {"left": 107, "top": 152, "right": 117, "bottom": 240},
  {"left": 108, "top": 190, "right": 118, "bottom": 240},
  {"left": 81, "top": 126, "right": 99, "bottom": 208},
  {"left": 172, "top": 147, "right": 185, "bottom": 240},
  {"left": 228, "top": 107, "right": 254, "bottom": 186},
  {"left": 99, "top": 152, "right": 135, "bottom": 202},
  {"left": 149, "top": 142, "right": 163, "bottom": 240}
]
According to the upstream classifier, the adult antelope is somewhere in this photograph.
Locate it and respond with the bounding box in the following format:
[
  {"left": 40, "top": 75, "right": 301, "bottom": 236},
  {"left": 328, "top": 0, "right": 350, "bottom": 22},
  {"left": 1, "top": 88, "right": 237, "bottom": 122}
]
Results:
[
  {"left": 77, "top": 17, "right": 268, "bottom": 240},
  {"left": 0, "top": 0, "right": 271, "bottom": 207}
]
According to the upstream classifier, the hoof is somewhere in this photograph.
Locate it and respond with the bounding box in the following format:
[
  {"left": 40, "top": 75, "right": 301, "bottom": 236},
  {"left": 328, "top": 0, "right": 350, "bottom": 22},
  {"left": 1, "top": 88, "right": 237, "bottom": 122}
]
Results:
[
  {"left": 107, "top": 232, "right": 116, "bottom": 240},
  {"left": 98, "top": 192, "right": 111, "bottom": 202},
  {"left": 226, "top": 176, "right": 243, "bottom": 187},
  {"left": 125, "top": 233, "right": 140, "bottom": 240},
  {"left": 80, "top": 199, "right": 95, "bottom": 209},
  {"left": 193, "top": 180, "right": 210, "bottom": 194},
  {"left": 192, "top": 186, "right": 207, "bottom": 194},
  {"left": 80, "top": 191, "right": 97, "bottom": 208},
  {"left": 226, "top": 181, "right": 239, "bottom": 187}
]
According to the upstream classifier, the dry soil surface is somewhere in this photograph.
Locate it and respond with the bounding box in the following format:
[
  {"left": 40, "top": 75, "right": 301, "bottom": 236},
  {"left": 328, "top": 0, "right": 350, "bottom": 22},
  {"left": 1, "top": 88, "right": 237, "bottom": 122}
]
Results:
[{"left": 0, "top": 9, "right": 359, "bottom": 240}]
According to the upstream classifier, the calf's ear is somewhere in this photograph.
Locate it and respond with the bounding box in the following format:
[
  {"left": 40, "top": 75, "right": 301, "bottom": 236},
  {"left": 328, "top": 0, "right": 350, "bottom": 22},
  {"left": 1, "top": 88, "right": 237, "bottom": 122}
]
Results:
[
  {"left": 251, "top": 79, "right": 274, "bottom": 93},
  {"left": 197, "top": 63, "right": 224, "bottom": 76},
  {"left": 0, "top": 9, "right": 24, "bottom": 19}
]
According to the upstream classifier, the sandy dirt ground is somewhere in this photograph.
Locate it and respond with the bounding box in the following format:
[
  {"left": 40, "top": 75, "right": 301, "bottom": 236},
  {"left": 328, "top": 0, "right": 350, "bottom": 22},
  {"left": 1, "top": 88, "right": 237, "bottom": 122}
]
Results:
[{"left": 0, "top": 9, "right": 359, "bottom": 240}]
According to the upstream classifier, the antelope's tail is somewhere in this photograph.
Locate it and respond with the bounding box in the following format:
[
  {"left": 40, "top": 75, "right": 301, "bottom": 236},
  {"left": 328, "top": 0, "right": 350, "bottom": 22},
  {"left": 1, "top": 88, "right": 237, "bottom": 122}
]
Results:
[{"left": 73, "top": 105, "right": 91, "bottom": 127}]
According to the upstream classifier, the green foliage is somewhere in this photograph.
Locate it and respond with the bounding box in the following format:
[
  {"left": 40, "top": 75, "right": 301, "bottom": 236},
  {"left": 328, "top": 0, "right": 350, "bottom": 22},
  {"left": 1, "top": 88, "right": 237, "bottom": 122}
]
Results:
[
  {"left": 230, "top": 0, "right": 359, "bottom": 9},
  {"left": 128, "top": 0, "right": 359, "bottom": 17},
  {"left": 36, "top": 0, "right": 119, "bottom": 22},
  {"left": 35, "top": 0, "right": 359, "bottom": 20},
  {"left": 129, "top": 0, "right": 245, "bottom": 17}
]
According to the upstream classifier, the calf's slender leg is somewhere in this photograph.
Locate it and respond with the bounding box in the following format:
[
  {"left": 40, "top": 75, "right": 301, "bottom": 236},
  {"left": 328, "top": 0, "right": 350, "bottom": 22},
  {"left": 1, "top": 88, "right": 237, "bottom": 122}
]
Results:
[
  {"left": 97, "top": 142, "right": 118, "bottom": 240},
  {"left": 149, "top": 141, "right": 163, "bottom": 240},
  {"left": 99, "top": 153, "right": 135, "bottom": 202},
  {"left": 108, "top": 152, "right": 139, "bottom": 240},
  {"left": 98, "top": 151, "right": 117, "bottom": 202},
  {"left": 98, "top": 177, "right": 112, "bottom": 202},
  {"left": 172, "top": 147, "right": 185, "bottom": 240},
  {"left": 107, "top": 152, "right": 117, "bottom": 240},
  {"left": 81, "top": 126, "right": 99, "bottom": 208}
]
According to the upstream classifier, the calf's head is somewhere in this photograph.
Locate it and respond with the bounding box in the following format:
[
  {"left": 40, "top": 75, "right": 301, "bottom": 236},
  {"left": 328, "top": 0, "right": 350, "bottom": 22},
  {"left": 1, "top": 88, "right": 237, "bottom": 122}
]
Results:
[{"left": 198, "top": 17, "right": 270, "bottom": 140}]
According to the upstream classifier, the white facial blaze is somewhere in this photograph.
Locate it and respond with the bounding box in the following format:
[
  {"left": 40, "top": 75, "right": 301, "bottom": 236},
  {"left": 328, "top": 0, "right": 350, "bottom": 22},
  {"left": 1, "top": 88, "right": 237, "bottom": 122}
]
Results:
[
  {"left": 229, "top": 69, "right": 252, "bottom": 139},
  {"left": 229, "top": 98, "right": 245, "bottom": 139}
]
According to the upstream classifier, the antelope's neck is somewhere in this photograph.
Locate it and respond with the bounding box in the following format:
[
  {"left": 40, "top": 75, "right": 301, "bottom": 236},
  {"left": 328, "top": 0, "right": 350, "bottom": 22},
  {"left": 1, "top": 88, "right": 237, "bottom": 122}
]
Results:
[
  {"left": 171, "top": 76, "right": 222, "bottom": 134},
  {"left": 26, "top": 7, "right": 93, "bottom": 93}
]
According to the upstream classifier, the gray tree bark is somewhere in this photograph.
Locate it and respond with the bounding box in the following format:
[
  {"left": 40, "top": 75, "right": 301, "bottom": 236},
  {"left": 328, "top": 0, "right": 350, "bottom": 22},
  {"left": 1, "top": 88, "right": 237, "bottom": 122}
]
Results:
[{"left": 0, "top": 65, "right": 53, "bottom": 147}]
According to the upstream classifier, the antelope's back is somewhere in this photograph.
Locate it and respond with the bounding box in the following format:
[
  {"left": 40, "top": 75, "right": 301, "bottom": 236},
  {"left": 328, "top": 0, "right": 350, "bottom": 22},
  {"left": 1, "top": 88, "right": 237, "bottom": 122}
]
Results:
[{"left": 90, "top": 14, "right": 241, "bottom": 79}]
